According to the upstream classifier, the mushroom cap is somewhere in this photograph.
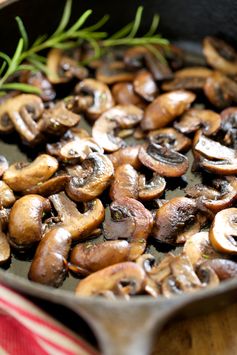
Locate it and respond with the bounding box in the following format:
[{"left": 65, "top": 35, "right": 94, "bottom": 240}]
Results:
[
  {"left": 70, "top": 240, "right": 130, "bottom": 273},
  {"left": 138, "top": 142, "right": 189, "bottom": 177},
  {"left": 28, "top": 227, "right": 71, "bottom": 287},
  {"left": 133, "top": 69, "right": 159, "bottom": 102},
  {"left": 110, "top": 164, "right": 138, "bottom": 201},
  {"left": 152, "top": 197, "right": 197, "bottom": 245},
  {"left": 9, "top": 195, "right": 51, "bottom": 250},
  {"left": 148, "top": 127, "right": 191, "bottom": 152},
  {"left": 92, "top": 105, "right": 143, "bottom": 152},
  {"left": 141, "top": 90, "right": 196, "bottom": 131},
  {"left": 203, "top": 37, "right": 237, "bottom": 75},
  {"left": 209, "top": 208, "right": 237, "bottom": 254},
  {"left": 3, "top": 154, "right": 59, "bottom": 192},
  {"left": 75, "top": 262, "right": 146, "bottom": 297},
  {"left": 75, "top": 78, "right": 114, "bottom": 120}
]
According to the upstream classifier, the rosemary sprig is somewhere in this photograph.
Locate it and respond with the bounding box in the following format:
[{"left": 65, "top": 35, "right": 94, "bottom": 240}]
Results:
[{"left": 0, "top": 0, "right": 169, "bottom": 94}]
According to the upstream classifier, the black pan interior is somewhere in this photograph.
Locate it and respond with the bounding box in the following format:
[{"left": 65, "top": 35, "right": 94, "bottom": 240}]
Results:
[{"left": 0, "top": 0, "right": 237, "bottom": 292}]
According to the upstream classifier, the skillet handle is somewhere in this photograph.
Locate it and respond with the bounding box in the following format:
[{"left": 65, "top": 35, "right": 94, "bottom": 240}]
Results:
[{"left": 67, "top": 299, "right": 181, "bottom": 355}]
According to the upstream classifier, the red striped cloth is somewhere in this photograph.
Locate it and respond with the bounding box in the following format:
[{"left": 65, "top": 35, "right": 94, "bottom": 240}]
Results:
[{"left": 0, "top": 284, "right": 98, "bottom": 355}]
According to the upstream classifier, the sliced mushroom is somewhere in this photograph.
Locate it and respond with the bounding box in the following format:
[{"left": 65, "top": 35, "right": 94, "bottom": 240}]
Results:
[
  {"left": 133, "top": 70, "right": 159, "bottom": 102},
  {"left": 75, "top": 79, "right": 114, "bottom": 120},
  {"left": 183, "top": 231, "right": 221, "bottom": 266},
  {"left": 47, "top": 48, "right": 88, "bottom": 84},
  {"left": 148, "top": 128, "right": 191, "bottom": 152},
  {"left": 162, "top": 67, "right": 212, "bottom": 91},
  {"left": 204, "top": 71, "right": 237, "bottom": 108},
  {"left": 138, "top": 174, "right": 166, "bottom": 201},
  {"left": 47, "top": 136, "right": 102, "bottom": 164},
  {"left": 96, "top": 61, "right": 135, "bottom": 84},
  {"left": 108, "top": 145, "right": 142, "bottom": 169},
  {"left": 0, "top": 181, "right": 15, "bottom": 207},
  {"left": 48, "top": 192, "right": 104, "bottom": 241},
  {"left": 75, "top": 262, "right": 145, "bottom": 297},
  {"left": 0, "top": 156, "right": 8, "bottom": 177},
  {"left": 161, "top": 255, "right": 202, "bottom": 297},
  {"left": 203, "top": 37, "right": 237, "bottom": 75},
  {"left": 209, "top": 208, "right": 237, "bottom": 254},
  {"left": 112, "top": 82, "right": 145, "bottom": 108},
  {"left": 138, "top": 142, "right": 189, "bottom": 177},
  {"left": 186, "top": 176, "right": 237, "bottom": 213},
  {"left": 9, "top": 195, "right": 51, "bottom": 250},
  {"left": 28, "top": 227, "right": 71, "bottom": 287},
  {"left": 220, "top": 107, "right": 237, "bottom": 148},
  {"left": 174, "top": 109, "right": 221, "bottom": 136},
  {"left": 194, "top": 134, "right": 237, "bottom": 175},
  {"left": 124, "top": 46, "right": 173, "bottom": 81},
  {"left": 152, "top": 197, "right": 197, "bottom": 245},
  {"left": 103, "top": 197, "right": 153, "bottom": 260},
  {"left": 198, "top": 259, "right": 237, "bottom": 281},
  {"left": 20, "top": 70, "right": 56, "bottom": 102},
  {"left": 3, "top": 154, "right": 58, "bottom": 192},
  {"left": 70, "top": 240, "right": 130, "bottom": 274},
  {"left": 141, "top": 90, "right": 196, "bottom": 131},
  {"left": 66, "top": 153, "right": 114, "bottom": 202},
  {"left": 38, "top": 100, "right": 81, "bottom": 136},
  {"left": 92, "top": 105, "right": 143, "bottom": 152},
  {"left": 0, "top": 230, "right": 10, "bottom": 265},
  {"left": 0, "top": 94, "right": 44, "bottom": 144},
  {"left": 110, "top": 164, "right": 138, "bottom": 201},
  {"left": 0, "top": 208, "right": 10, "bottom": 231},
  {"left": 23, "top": 175, "right": 70, "bottom": 196}
]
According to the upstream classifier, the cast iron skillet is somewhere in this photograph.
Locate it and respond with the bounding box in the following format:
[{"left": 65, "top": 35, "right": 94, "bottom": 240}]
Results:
[{"left": 0, "top": 1, "right": 237, "bottom": 354}]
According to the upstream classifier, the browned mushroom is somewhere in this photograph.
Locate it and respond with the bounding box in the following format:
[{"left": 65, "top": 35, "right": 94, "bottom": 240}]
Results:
[
  {"left": 220, "top": 107, "right": 237, "bottom": 148},
  {"left": 174, "top": 109, "right": 221, "bottom": 136},
  {"left": 74, "top": 79, "right": 114, "bottom": 120},
  {"left": 204, "top": 71, "right": 237, "bottom": 108},
  {"left": 47, "top": 48, "right": 88, "bottom": 84},
  {"left": 161, "top": 255, "right": 203, "bottom": 297},
  {"left": 109, "top": 164, "right": 138, "bottom": 201},
  {"left": 141, "top": 90, "right": 196, "bottom": 131},
  {"left": 203, "top": 37, "right": 237, "bottom": 75},
  {"left": 124, "top": 46, "right": 173, "bottom": 81},
  {"left": 108, "top": 145, "right": 142, "bottom": 169},
  {"left": 209, "top": 208, "right": 237, "bottom": 254},
  {"left": 133, "top": 70, "right": 159, "bottom": 102},
  {"left": 3, "top": 154, "right": 58, "bottom": 192},
  {"left": 38, "top": 100, "right": 81, "bottom": 136},
  {"left": 66, "top": 153, "right": 114, "bottom": 202},
  {"left": 20, "top": 70, "right": 56, "bottom": 102},
  {"left": 23, "top": 175, "right": 70, "bottom": 196},
  {"left": 9, "top": 195, "right": 51, "bottom": 250},
  {"left": 96, "top": 61, "right": 135, "bottom": 84},
  {"left": 194, "top": 134, "right": 237, "bottom": 175},
  {"left": 152, "top": 197, "right": 198, "bottom": 245},
  {"left": 0, "top": 94, "right": 44, "bottom": 144},
  {"left": 92, "top": 105, "right": 143, "bottom": 152},
  {"left": 0, "top": 156, "right": 8, "bottom": 177},
  {"left": 48, "top": 192, "right": 104, "bottom": 241},
  {"left": 0, "top": 208, "right": 10, "bottom": 232},
  {"left": 0, "top": 181, "right": 15, "bottom": 207},
  {"left": 183, "top": 231, "right": 222, "bottom": 266},
  {"left": 69, "top": 240, "right": 130, "bottom": 275},
  {"left": 148, "top": 128, "right": 191, "bottom": 152},
  {"left": 162, "top": 66, "right": 212, "bottom": 91},
  {"left": 186, "top": 176, "right": 237, "bottom": 213},
  {"left": 0, "top": 230, "right": 10, "bottom": 265},
  {"left": 197, "top": 259, "right": 237, "bottom": 281},
  {"left": 75, "top": 262, "right": 145, "bottom": 297},
  {"left": 138, "top": 142, "right": 189, "bottom": 177},
  {"left": 112, "top": 82, "right": 146, "bottom": 108},
  {"left": 138, "top": 174, "right": 166, "bottom": 201},
  {"left": 28, "top": 227, "right": 71, "bottom": 287},
  {"left": 103, "top": 197, "right": 153, "bottom": 260}
]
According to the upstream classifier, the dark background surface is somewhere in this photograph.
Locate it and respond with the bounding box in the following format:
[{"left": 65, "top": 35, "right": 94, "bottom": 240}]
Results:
[{"left": 0, "top": 0, "right": 237, "bottom": 54}]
